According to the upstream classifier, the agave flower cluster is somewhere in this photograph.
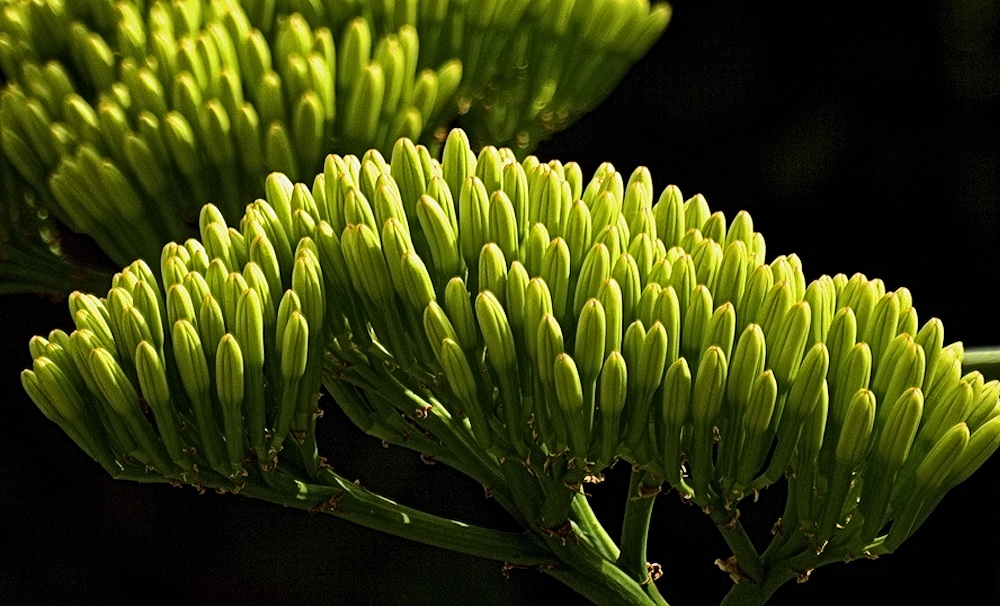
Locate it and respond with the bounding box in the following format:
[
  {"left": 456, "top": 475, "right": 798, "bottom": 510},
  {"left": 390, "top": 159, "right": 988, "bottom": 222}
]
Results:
[
  {"left": 0, "top": 0, "right": 669, "bottom": 295},
  {"left": 21, "top": 128, "right": 1000, "bottom": 604}
]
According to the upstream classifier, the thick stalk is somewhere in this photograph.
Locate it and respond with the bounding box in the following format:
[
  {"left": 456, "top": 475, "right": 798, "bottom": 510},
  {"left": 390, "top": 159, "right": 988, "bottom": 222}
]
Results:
[
  {"left": 112, "top": 465, "right": 554, "bottom": 567},
  {"left": 718, "top": 567, "right": 798, "bottom": 606},
  {"left": 570, "top": 492, "right": 620, "bottom": 562},
  {"left": 540, "top": 529, "right": 668, "bottom": 606},
  {"left": 262, "top": 467, "right": 556, "bottom": 566}
]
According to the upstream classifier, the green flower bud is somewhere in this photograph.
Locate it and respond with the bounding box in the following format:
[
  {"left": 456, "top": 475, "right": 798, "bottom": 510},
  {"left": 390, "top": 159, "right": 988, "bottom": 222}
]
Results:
[
  {"left": 623, "top": 321, "right": 667, "bottom": 454},
  {"left": 734, "top": 370, "right": 778, "bottom": 493},
  {"left": 680, "top": 284, "right": 712, "bottom": 367},
  {"left": 89, "top": 347, "right": 173, "bottom": 473},
  {"left": 860, "top": 387, "right": 923, "bottom": 542},
  {"left": 459, "top": 175, "right": 491, "bottom": 280},
  {"left": 573, "top": 243, "right": 611, "bottom": 319},
  {"left": 688, "top": 345, "right": 727, "bottom": 498},
  {"left": 541, "top": 237, "right": 571, "bottom": 323},
  {"left": 768, "top": 300, "right": 811, "bottom": 390},
  {"left": 575, "top": 299, "right": 607, "bottom": 388},
  {"left": 596, "top": 350, "right": 628, "bottom": 466},
  {"left": 713, "top": 240, "right": 749, "bottom": 309},
  {"left": 390, "top": 136, "right": 427, "bottom": 219},
  {"left": 553, "top": 353, "right": 588, "bottom": 458},
  {"left": 476, "top": 290, "right": 517, "bottom": 374},
  {"left": 399, "top": 251, "right": 436, "bottom": 311},
  {"left": 417, "top": 194, "right": 462, "bottom": 282},
  {"left": 342, "top": 222, "right": 393, "bottom": 307},
  {"left": 445, "top": 277, "right": 478, "bottom": 352},
  {"left": 216, "top": 333, "right": 246, "bottom": 475},
  {"left": 727, "top": 323, "right": 766, "bottom": 412},
  {"left": 439, "top": 337, "right": 492, "bottom": 449},
  {"left": 478, "top": 243, "right": 507, "bottom": 304}
]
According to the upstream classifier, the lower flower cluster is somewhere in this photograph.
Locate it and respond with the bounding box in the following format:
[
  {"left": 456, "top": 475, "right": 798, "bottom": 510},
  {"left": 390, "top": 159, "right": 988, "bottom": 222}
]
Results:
[{"left": 21, "top": 127, "right": 1000, "bottom": 603}]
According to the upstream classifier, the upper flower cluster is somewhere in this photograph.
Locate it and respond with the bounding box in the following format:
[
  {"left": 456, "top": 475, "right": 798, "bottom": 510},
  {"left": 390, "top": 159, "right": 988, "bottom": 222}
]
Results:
[{"left": 0, "top": 0, "right": 670, "bottom": 295}]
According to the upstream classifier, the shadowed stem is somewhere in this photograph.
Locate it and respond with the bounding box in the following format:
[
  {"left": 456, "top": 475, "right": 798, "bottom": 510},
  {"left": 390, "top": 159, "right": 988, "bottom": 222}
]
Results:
[
  {"left": 618, "top": 468, "right": 670, "bottom": 605},
  {"left": 963, "top": 346, "right": 1000, "bottom": 381}
]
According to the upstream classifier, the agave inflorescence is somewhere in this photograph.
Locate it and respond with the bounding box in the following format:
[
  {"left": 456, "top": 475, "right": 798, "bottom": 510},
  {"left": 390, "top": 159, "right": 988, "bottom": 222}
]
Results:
[
  {"left": 0, "top": 0, "right": 669, "bottom": 295},
  {"left": 21, "top": 128, "right": 1000, "bottom": 604}
]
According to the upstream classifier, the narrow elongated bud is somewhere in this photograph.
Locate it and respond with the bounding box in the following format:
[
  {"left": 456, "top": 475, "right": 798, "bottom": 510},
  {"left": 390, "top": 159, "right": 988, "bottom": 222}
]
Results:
[
  {"left": 342, "top": 223, "right": 393, "bottom": 306},
  {"left": 24, "top": 357, "right": 109, "bottom": 465},
  {"left": 814, "top": 388, "right": 876, "bottom": 542},
  {"left": 770, "top": 299, "right": 811, "bottom": 389},
  {"left": 442, "top": 129, "right": 474, "bottom": 207},
  {"left": 866, "top": 291, "right": 902, "bottom": 369},
  {"left": 445, "top": 277, "right": 478, "bottom": 351},
  {"left": 476, "top": 291, "right": 516, "bottom": 374},
  {"left": 399, "top": 252, "right": 436, "bottom": 311},
  {"left": 688, "top": 345, "right": 728, "bottom": 499},
  {"left": 714, "top": 240, "right": 749, "bottom": 308},
  {"left": 488, "top": 191, "right": 519, "bottom": 262},
  {"left": 424, "top": 300, "right": 460, "bottom": 363},
  {"left": 884, "top": 422, "right": 969, "bottom": 551},
  {"left": 343, "top": 63, "right": 383, "bottom": 145},
  {"left": 623, "top": 322, "right": 668, "bottom": 453},
  {"left": 280, "top": 312, "right": 309, "bottom": 383},
  {"left": 172, "top": 318, "right": 228, "bottom": 474},
  {"left": 702, "top": 302, "right": 736, "bottom": 362},
  {"left": 836, "top": 389, "right": 877, "bottom": 470},
  {"left": 596, "top": 351, "right": 628, "bottom": 465},
  {"left": 949, "top": 415, "right": 1000, "bottom": 485},
  {"left": 914, "top": 318, "right": 945, "bottom": 393},
  {"left": 134, "top": 341, "right": 188, "bottom": 469},
  {"left": 681, "top": 284, "right": 712, "bottom": 366},
  {"left": 216, "top": 333, "right": 246, "bottom": 475},
  {"left": 390, "top": 136, "right": 427, "bottom": 219},
  {"left": 860, "top": 387, "right": 924, "bottom": 542},
  {"left": 755, "top": 343, "right": 828, "bottom": 489},
  {"left": 417, "top": 194, "right": 462, "bottom": 281},
  {"left": 727, "top": 323, "right": 766, "bottom": 411},
  {"left": 439, "top": 338, "right": 492, "bottom": 449},
  {"left": 478, "top": 243, "right": 507, "bottom": 304},
  {"left": 459, "top": 176, "right": 490, "bottom": 274},
  {"left": 916, "top": 379, "right": 973, "bottom": 455},
  {"left": 657, "top": 356, "right": 693, "bottom": 495},
  {"left": 575, "top": 299, "right": 607, "bottom": 387},
  {"left": 541, "top": 237, "right": 572, "bottom": 322},
  {"left": 733, "top": 370, "right": 778, "bottom": 494},
  {"left": 89, "top": 347, "right": 173, "bottom": 473},
  {"left": 554, "top": 353, "right": 588, "bottom": 458}
]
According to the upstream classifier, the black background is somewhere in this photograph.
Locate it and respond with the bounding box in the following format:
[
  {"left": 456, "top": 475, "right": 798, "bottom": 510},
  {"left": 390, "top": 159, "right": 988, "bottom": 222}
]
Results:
[{"left": 3, "top": 2, "right": 1000, "bottom": 604}]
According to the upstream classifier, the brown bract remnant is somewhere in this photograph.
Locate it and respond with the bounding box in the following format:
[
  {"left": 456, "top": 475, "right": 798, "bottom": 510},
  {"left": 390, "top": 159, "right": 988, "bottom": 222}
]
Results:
[{"left": 715, "top": 556, "right": 750, "bottom": 584}]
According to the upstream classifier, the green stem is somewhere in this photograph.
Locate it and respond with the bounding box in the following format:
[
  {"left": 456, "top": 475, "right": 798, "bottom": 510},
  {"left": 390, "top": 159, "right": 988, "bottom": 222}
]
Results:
[
  {"left": 718, "top": 566, "right": 798, "bottom": 606},
  {"left": 708, "top": 503, "right": 764, "bottom": 585},
  {"left": 265, "top": 467, "right": 556, "bottom": 566},
  {"left": 618, "top": 468, "right": 666, "bottom": 603},
  {"left": 570, "top": 491, "right": 620, "bottom": 562},
  {"left": 962, "top": 346, "right": 1000, "bottom": 381},
  {"left": 0, "top": 244, "right": 112, "bottom": 295},
  {"left": 499, "top": 456, "right": 548, "bottom": 529},
  {"left": 540, "top": 530, "right": 667, "bottom": 606},
  {"left": 111, "top": 465, "right": 553, "bottom": 566}
]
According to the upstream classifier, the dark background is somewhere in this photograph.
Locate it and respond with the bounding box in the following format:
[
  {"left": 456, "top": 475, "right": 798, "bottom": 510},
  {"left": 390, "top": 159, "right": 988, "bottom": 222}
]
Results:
[{"left": 3, "top": 2, "right": 1000, "bottom": 604}]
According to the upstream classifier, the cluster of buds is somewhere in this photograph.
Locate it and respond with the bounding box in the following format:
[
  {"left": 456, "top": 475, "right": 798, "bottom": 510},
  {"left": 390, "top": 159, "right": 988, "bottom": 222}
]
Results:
[
  {"left": 21, "top": 129, "right": 1000, "bottom": 602},
  {"left": 0, "top": 0, "right": 669, "bottom": 295}
]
